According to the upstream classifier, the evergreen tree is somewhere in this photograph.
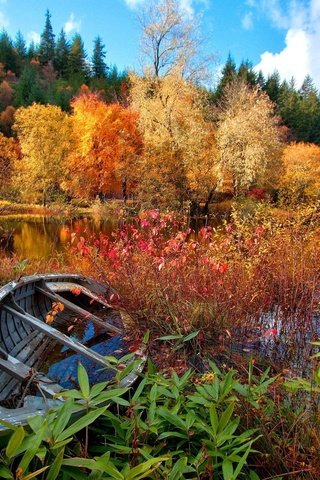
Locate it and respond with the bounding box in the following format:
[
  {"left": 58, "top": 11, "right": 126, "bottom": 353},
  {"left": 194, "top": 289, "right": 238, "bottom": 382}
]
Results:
[
  {"left": 67, "top": 34, "right": 90, "bottom": 84},
  {"left": 299, "top": 75, "right": 318, "bottom": 97},
  {"left": 27, "top": 41, "right": 38, "bottom": 60},
  {"left": 14, "top": 63, "right": 45, "bottom": 106},
  {"left": 263, "top": 71, "right": 281, "bottom": 103},
  {"left": 296, "top": 76, "right": 320, "bottom": 143},
  {"left": 256, "top": 70, "right": 265, "bottom": 89},
  {"left": 102, "top": 65, "right": 128, "bottom": 102},
  {"left": 237, "top": 60, "right": 257, "bottom": 86},
  {"left": 214, "top": 54, "right": 237, "bottom": 101},
  {"left": 39, "top": 9, "right": 55, "bottom": 65},
  {"left": 0, "top": 30, "right": 19, "bottom": 74},
  {"left": 278, "top": 80, "right": 299, "bottom": 135},
  {"left": 92, "top": 36, "right": 107, "bottom": 78},
  {"left": 54, "top": 29, "right": 70, "bottom": 78},
  {"left": 15, "top": 31, "right": 27, "bottom": 58},
  {"left": 14, "top": 31, "right": 27, "bottom": 75},
  {"left": 277, "top": 75, "right": 320, "bottom": 144}
]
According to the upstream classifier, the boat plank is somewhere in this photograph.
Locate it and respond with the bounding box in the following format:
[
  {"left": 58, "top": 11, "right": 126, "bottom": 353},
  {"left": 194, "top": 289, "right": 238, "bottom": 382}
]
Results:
[
  {"left": 0, "top": 355, "right": 62, "bottom": 400},
  {"left": 2, "top": 304, "right": 115, "bottom": 369},
  {"left": 36, "top": 286, "right": 122, "bottom": 335}
]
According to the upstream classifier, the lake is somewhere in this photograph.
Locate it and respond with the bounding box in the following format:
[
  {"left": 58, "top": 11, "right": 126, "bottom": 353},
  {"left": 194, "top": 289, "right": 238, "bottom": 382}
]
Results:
[{"left": 0, "top": 215, "right": 117, "bottom": 260}]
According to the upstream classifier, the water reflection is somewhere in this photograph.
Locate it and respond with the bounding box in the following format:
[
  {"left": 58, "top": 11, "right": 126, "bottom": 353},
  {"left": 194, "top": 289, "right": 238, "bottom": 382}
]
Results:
[{"left": 0, "top": 215, "right": 117, "bottom": 260}]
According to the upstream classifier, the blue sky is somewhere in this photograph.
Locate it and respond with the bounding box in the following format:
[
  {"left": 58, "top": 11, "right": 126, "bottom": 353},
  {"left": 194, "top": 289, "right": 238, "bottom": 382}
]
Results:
[{"left": 0, "top": 0, "right": 319, "bottom": 88}]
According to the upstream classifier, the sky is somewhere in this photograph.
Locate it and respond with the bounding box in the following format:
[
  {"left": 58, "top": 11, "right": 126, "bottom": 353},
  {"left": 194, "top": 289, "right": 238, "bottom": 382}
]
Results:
[{"left": 0, "top": 0, "right": 319, "bottom": 89}]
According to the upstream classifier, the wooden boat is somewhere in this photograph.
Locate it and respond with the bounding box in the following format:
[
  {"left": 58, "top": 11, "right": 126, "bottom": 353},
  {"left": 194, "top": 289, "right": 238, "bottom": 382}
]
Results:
[{"left": 0, "top": 273, "right": 144, "bottom": 434}]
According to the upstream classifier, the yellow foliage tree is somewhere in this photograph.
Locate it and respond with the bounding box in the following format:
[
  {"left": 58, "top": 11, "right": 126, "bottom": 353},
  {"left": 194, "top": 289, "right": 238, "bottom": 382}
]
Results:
[
  {"left": 14, "top": 104, "right": 72, "bottom": 205},
  {"left": 0, "top": 133, "right": 20, "bottom": 194},
  {"left": 217, "top": 79, "right": 283, "bottom": 196},
  {"left": 130, "top": 73, "right": 218, "bottom": 208},
  {"left": 280, "top": 142, "right": 320, "bottom": 203}
]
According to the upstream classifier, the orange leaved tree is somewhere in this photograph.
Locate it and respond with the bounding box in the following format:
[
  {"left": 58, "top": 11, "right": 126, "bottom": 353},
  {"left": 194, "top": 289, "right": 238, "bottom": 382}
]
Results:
[
  {"left": 0, "top": 133, "right": 20, "bottom": 196},
  {"left": 65, "top": 89, "right": 141, "bottom": 201},
  {"left": 280, "top": 142, "right": 320, "bottom": 203}
]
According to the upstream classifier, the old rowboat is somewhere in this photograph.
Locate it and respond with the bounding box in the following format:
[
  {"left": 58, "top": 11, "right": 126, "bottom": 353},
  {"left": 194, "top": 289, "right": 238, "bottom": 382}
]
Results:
[{"left": 0, "top": 273, "right": 143, "bottom": 434}]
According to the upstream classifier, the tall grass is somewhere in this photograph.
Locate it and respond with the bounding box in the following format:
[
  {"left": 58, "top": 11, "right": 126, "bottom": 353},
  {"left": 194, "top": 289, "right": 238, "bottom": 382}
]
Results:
[{"left": 71, "top": 207, "right": 320, "bottom": 371}]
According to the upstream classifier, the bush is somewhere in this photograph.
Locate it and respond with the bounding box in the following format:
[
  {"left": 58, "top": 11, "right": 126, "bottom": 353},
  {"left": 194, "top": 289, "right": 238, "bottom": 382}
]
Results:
[{"left": 71, "top": 208, "right": 320, "bottom": 372}]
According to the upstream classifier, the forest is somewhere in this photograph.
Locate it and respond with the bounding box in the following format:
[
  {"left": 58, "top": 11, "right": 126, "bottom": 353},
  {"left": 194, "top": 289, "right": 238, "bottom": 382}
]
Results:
[{"left": 0, "top": 7, "right": 319, "bottom": 209}]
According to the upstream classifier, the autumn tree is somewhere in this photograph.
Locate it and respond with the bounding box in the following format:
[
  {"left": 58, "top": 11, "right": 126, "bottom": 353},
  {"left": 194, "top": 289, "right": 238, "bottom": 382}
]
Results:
[
  {"left": 216, "top": 78, "right": 283, "bottom": 196},
  {"left": 65, "top": 89, "right": 141, "bottom": 200},
  {"left": 130, "top": 73, "right": 217, "bottom": 208},
  {"left": 14, "top": 104, "right": 72, "bottom": 204},
  {"left": 0, "top": 80, "right": 13, "bottom": 110},
  {"left": 0, "top": 105, "right": 15, "bottom": 136},
  {"left": 279, "top": 142, "right": 320, "bottom": 203},
  {"left": 0, "top": 133, "right": 20, "bottom": 195},
  {"left": 139, "top": 0, "right": 209, "bottom": 81}
]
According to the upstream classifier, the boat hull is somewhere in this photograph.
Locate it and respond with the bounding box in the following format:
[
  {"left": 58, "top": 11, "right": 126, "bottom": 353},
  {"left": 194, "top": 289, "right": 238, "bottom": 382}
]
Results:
[{"left": 0, "top": 273, "right": 143, "bottom": 435}]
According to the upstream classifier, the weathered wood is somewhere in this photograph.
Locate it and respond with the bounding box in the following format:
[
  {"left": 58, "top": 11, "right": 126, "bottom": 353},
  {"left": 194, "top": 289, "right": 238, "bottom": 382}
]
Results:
[
  {"left": 0, "top": 273, "right": 144, "bottom": 435},
  {"left": 0, "top": 355, "right": 62, "bottom": 397},
  {"left": 36, "top": 285, "right": 122, "bottom": 335},
  {"left": 48, "top": 281, "right": 112, "bottom": 308},
  {"left": 2, "top": 304, "right": 115, "bottom": 369}
]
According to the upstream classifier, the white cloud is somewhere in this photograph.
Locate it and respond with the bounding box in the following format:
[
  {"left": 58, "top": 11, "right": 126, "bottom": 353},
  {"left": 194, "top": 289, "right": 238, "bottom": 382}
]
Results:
[
  {"left": 245, "top": 0, "right": 256, "bottom": 6},
  {"left": 64, "top": 13, "right": 81, "bottom": 35},
  {"left": 242, "top": 11, "right": 253, "bottom": 29},
  {"left": 255, "top": 0, "right": 320, "bottom": 87},
  {"left": 179, "top": 0, "right": 194, "bottom": 17},
  {"left": 27, "top": 31, "right": 40, "bottom": 45}
]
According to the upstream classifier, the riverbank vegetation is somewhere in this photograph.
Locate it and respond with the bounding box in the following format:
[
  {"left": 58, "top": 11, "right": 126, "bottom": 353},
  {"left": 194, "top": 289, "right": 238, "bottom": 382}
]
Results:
[
  {"left": 0, "top": 3, "right": 319, "bottom": 209},
  {"left": 0, "top": 0, "right": 320, "bottom": 478}
]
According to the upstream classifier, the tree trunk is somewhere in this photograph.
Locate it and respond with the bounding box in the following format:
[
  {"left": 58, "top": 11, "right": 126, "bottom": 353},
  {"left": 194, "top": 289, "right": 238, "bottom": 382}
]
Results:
[
  {"left": 122, "top": 177, "right": 127, "bottom": 204},
  {"left": 202, "top": 188, "right": 215, "bottom": 216}
]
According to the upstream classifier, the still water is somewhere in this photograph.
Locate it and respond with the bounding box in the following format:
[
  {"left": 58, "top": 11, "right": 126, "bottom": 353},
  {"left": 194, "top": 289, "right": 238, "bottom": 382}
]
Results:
[{"left": 0, "top": 215, "right": 117, "bottom": 259}]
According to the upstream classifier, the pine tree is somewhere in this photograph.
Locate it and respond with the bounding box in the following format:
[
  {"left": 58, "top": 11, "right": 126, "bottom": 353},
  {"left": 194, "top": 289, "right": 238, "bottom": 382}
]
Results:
[
  {"left": 237, "top": 60, "right": 257, "bottom": 86},
  {"left": 256, "top": 70, "right": 265, "bottom": 89},
  {"left": 39, "top": 9, "right": 55, "bottom": 65},
  {"left": 14, "top": 31, "right": 27, "bottom": 76},
  {"left": 264, "top": 71, "right": 281, "bottom": 103},
  {"left": 297, "top": 75, "right": 320, "bottom": 143},
  {"left": 92, "top": 36, "right": 107, "bottom": 78},
  {"left": 54, "top": 29, "right": 70, "bottom": 78},
  {"left": 15, "top": 31, "right": 27, "bottom": 58},
  {"left": 278, "top": 80, "right": 299, "bottom": 134},
  {"left": 14, "top": 63, "right": 45, "bottom": 106},
  {"left": 0, "top": 30, "right": 19, "bottom": 74},
  {"left": 27, "top": 41, "right": 38, "bottom": 61},
  {"left": 214, "top": 54, "right": 237, "bottom": 101},
  {"left": 67, "top": 34, "right": 90, "bottom": 84}
]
